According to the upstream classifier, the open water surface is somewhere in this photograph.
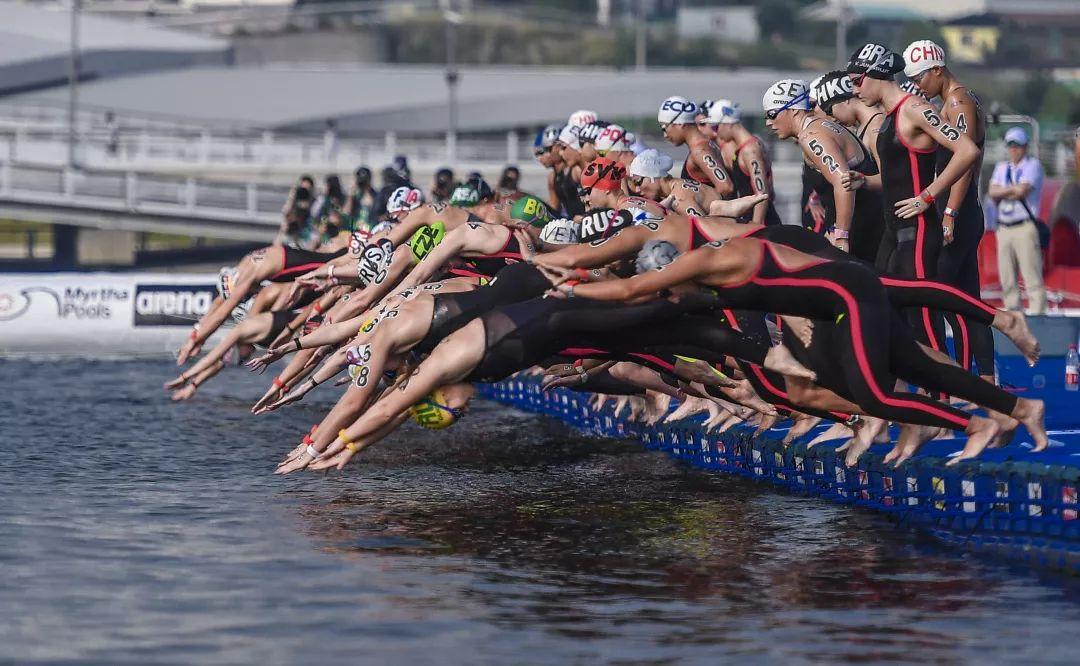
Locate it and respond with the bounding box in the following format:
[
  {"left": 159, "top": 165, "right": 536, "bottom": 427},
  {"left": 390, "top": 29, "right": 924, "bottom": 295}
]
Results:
[{"left": 1, "top": 359, "right": 1079, "bottom": 664}]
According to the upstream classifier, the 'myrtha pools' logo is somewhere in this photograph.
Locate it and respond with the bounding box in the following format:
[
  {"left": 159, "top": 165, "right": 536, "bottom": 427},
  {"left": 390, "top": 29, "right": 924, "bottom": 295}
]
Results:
[{"left": 0, "top": 286, "right": 129, "bottom": 321}]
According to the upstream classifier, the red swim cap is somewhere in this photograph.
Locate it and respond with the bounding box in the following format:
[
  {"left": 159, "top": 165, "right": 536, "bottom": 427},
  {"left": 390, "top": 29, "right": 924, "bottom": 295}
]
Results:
[{"left": 580, "top": 158, "right": 626, "bottom": 192}]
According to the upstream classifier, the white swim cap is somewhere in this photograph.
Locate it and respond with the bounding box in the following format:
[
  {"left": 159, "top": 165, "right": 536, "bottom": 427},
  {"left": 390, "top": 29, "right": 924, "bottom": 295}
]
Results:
[
  {"left": 628, "top": 149, "right": 674, "bottom": 180},
  {"left": 557, "top": 124, "right": 582, "bottom": 150},
  {"left": 657, "top": 96, "right": 698, "bottom": 125},
  {"left": 387, "top": 186, "right": 424, "bottom": 215},
  {"left": 903, "top": 40, "right": 946, "bottom": 78},
  {"left": 595, "top": 123, "right": 632, "bottom": 154},
  {"left": 567, "top": 109, "right": 598, "bottom": 128},
  {"left": 762, "top": 79, "right": 812, "bottom": 114},
  {"left": 708, "top": 99, "right": 741, "bottom": 124},
  {"left": 539, "top": 217, "right": 580, "bottom": 246}
]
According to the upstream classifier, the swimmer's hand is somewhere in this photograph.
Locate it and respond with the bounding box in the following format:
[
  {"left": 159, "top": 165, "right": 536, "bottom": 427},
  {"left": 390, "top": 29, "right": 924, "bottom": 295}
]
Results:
[
  {"left": 709, "top": 192, "right": 769, "bottom": 218},
  {"left": 513, "top": 230, "right": 537, "bottom": 262},
  {"left": 536, "top": 263, "right": 574, "bottom": 287},
  {"left": 245, "top": 348, "right": 287, "bottom": 374},
  {"left": 176, "top": 337, "right": 202, "bottom": 365},
  {"left": 257, "top": 380, "right": 315, "bottom": 414},
  {"left": 309, "top": 436, "right": 365, "bottom": 471},
  {"left": 251, "top": 383, "right": 285, "bottom": 414},
  {"left": 164, "top": 374, "right": 188, "bottom": 390},
  {"left": 171, "top": 384, "right": 198, "bottom": 402},
  {"left": 841, "top": 171, "right": 865, "bottom": 192},
  {"left": 894, "top": 195, "right": 930, "bottom": 220}
]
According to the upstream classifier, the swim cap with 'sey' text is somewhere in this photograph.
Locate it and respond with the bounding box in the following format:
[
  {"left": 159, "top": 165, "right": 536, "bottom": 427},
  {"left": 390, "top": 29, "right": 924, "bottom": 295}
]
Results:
[{"left": 762, "top": 79, "right": 811, "bottom": 113}]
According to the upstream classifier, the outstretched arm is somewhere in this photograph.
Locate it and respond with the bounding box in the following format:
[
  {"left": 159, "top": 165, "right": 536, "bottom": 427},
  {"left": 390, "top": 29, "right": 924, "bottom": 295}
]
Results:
[
  {"left": 534, "top": 225, "right": 650, "bottom": 269},
  {"left": 562, "top": 247, "right": 713, "bottom": 301}
]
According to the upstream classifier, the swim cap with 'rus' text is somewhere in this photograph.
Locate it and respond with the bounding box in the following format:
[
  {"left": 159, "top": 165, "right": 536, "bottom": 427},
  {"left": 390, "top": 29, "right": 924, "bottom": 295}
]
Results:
[{"left": 578, "top": 208, "right": 632, "bottom": 243}]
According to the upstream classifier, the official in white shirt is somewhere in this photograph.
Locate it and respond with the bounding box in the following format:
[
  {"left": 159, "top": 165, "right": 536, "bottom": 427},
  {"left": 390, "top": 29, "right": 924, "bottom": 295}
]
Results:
[{"left": 988, "top": 127, "right": 1046, "bottom": 313}]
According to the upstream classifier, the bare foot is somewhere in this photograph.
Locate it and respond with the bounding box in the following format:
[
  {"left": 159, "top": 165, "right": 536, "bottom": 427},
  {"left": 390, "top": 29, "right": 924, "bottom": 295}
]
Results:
[
  {"left": 753, "top": 412, "right": 779, "bottom": 436},
  {"left": 717, "top": 412, "right": 744, "bottom": 433},
  {"left": 947, "top": 416, "right": 1002, "bottom": 466},
  {"left": 807, "top": 421, "right": 851, "bottom": 449},
  {"left": 843, "top": 416, "right": 888, "bottom": 467},
  {"left": 626, "top": 396, "right": 643, "bottom": 421},
  {"left": 986, "top": 410, "right": 1020, "bottom": 448},
  {"left": 643, "top": 391, "right": 671, "bottom": 425},
  {"left": 894, "top": 424, "right": 950, "bottom": 466},
  {"left": 763, "top": 344, "right": 816, "bottom": 381},
  {"left": 613, "top": 395, "right": 630, "bottom": 419},
  {"left": 730, "top": 380, "right": 778, "bottom": 416},
  {"left": 783, "top": 413, "right": 821, "bottom": 445},
  {"left": 710, "top": 192, "right": 768, "bottom": 218},
  {"left": 1011, "top": 398, "right": 1048, "bottom": 451},
  {"left": 665, "top": 395, "right": 709, "bottom": 423},
  {"left": 994, "top": 310, "right": 1040, "bottom": 366}
]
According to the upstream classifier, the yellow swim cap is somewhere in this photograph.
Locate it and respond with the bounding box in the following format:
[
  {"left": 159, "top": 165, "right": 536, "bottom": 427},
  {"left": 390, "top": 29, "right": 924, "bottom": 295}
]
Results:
[{"left": 408, "top": 389, "right": 462, "bottom": 430}]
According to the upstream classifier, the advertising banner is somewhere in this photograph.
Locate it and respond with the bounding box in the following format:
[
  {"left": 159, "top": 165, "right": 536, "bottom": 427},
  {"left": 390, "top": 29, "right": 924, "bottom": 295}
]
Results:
[{"left": 0, "top": 273, "right": 221, "bottom": 356}]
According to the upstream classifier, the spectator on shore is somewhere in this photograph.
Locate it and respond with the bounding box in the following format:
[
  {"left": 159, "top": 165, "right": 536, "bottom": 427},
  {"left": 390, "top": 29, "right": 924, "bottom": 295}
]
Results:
[
  {"left": 373, "top": 161, "right": 414, "bottom": 222},
  {"left": 277, "top": 177, "right": 314, "bottom": 247},
  {"left": 431, "top": 168, "right": 456, "bottom": 203},
  {"left": 496, "top": 165, "right": 526, "bottom": 202},
  {"left": 345, "top": 166, "right": 377, "bottom": 231},
  {"left": 988, "top": 127, "right": 1047, "bottom": 313}
]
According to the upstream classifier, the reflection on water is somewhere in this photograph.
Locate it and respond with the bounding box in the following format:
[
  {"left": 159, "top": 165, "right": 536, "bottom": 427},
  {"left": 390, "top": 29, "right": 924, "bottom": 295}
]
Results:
[{"left": 0, "top": 360, "right": 1078, "bottom": 664}]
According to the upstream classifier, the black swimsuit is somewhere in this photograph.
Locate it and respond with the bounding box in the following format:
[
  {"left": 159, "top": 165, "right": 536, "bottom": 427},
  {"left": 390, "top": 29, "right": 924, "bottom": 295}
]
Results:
[
  {"left": 876, "top": 94, "right": 945, "bottom": 352},
  {"left": 727, "top": 137, "right": 782, "bottom": 226}
]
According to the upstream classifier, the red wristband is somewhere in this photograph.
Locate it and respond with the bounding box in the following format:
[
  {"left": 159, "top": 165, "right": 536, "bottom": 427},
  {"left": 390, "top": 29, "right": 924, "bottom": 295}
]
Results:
[
  {"left": 574, "top": 268, "right": 589, "bottom": 281},
  {"left": 189, "top": 330, "right": 198, "bottom": 341},
  {"left": 312, "top": 301, "right": 324, "bottom": 314},
  {"left": 273, "top": 376, "right": 287, "bottom": 390},
  {"left": 919, "top": 190, "right": 935, "bottom": 205}
]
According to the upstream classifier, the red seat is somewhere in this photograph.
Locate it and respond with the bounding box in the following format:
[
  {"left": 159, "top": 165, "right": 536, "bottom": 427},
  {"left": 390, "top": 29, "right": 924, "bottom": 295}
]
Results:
[
  {"left": 978, "top": 231, "right": 1000, "bottom": 287},
  {"left": 1047, "top": 217, "right": 1080, "bottom": 270}
]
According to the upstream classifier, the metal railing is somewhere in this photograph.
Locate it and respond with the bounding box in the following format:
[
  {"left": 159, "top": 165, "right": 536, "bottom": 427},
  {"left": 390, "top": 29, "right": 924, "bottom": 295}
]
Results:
[{"left": 0, "top": 162, "right": 289, "bottom": 228}]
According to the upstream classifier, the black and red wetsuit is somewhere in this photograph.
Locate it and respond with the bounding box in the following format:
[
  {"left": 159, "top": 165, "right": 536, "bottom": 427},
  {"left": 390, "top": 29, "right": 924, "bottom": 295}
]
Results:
[
  {"left": 876, "top": 93, "right": 945, "bottom": 352},
  {"left": 269, "top": 246, "right": 346, "bottom": 283}
]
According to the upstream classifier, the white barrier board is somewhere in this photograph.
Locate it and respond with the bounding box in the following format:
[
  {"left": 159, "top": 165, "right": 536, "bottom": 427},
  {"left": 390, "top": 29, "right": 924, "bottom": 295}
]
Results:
[{"left": 0, "top": 273, "right": 221, "bottom": 356}]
